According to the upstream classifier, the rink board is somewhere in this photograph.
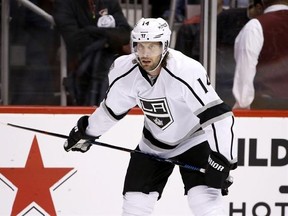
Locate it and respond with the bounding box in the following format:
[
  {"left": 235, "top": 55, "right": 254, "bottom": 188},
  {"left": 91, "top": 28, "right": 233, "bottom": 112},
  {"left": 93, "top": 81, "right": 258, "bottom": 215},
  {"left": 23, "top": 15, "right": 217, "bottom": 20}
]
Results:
[{"left": 0, "top": 107, "right": 287, "bottom": 216}]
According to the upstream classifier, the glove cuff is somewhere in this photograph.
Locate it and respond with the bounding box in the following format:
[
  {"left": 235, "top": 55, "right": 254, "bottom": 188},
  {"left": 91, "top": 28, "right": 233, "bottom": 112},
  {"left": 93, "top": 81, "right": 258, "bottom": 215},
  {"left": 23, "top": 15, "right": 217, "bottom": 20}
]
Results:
[
  {"left": 77, "top": 116, "right": 97, "bottom": 140},
  {"left": 77, "top": 115, "right": 89, "bottom": 135}
]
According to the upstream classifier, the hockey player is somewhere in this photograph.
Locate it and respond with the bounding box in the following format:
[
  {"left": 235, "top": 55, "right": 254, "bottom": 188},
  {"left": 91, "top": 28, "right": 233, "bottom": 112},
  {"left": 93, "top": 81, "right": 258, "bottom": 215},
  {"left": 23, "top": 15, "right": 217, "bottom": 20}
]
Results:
[{"left": 64, "top": 18, "right": 237, "bottom": 216}]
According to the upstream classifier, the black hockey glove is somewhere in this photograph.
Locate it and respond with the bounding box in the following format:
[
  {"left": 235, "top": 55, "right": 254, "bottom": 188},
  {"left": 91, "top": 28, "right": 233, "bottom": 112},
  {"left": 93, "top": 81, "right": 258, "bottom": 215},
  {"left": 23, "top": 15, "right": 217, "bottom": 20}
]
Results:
[
  {"left": 205, "top": 151, "right": 236, "bottom": 195},
  {"left": 64, "top": 116, "right": 97, "bottom": 153}
]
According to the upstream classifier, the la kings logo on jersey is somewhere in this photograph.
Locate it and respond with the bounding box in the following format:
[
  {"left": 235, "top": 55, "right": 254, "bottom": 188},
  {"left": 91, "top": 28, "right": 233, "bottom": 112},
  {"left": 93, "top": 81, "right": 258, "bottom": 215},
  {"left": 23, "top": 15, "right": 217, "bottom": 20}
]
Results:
[{"left": 140, "top": 97, "right": 174, "bottom": 130}]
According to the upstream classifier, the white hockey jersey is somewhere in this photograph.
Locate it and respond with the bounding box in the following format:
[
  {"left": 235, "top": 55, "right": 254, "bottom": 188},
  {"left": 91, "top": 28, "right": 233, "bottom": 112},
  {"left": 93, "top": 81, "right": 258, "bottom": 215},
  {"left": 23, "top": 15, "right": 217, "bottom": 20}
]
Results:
[{"left": 86, "top": 49, "right": 237, "bottom": 162}]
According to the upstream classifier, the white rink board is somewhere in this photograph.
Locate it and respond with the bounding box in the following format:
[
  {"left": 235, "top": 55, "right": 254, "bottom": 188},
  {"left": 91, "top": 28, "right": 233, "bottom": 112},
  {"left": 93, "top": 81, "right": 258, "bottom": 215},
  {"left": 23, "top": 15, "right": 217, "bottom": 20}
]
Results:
[{"left": 0, "top": 113, "right": 287, "bottom": 216}]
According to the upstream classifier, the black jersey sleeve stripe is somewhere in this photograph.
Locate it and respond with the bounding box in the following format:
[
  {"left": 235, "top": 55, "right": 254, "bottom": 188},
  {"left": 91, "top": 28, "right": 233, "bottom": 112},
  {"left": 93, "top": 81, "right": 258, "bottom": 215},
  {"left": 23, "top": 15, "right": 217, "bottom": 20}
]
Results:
[
  {"left": 212, "top": 116, "right": 236, "bottom": 161},
  {"left": 104, "top": 103, "right": 130, "bottom": 120},
  {"left": 230, "top": 116, "right": 235, "bottom": 160},
  {"left": 164, "top": 67, "right": 205, "bottom": 106},
  {"left": 106, "top": 64, "right": 138, "bottom": 96},
  {"left": 197, "top": 102, "right": 231, "bottom": 125},
  {"left": 211, "top": 123, "right": 220, "bottom": 152},
  {"left": 103, "top": 64, "right": 137, "bottom": 120}
]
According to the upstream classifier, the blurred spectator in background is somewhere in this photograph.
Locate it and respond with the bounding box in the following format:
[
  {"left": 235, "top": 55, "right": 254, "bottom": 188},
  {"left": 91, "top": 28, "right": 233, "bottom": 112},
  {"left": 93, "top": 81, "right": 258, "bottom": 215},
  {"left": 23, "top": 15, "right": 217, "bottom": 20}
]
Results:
[
  {"left": 232, "top": 0, "right": 288, "bottom": 109},
  {"left": 162, "top": 0, "right": 186, "bottom": 22},
  {"left": 53, "top": 0, "right": 131, "bottom": 106},
  {"left": 174, "top": 1, "right": 201, "bottom": 61},
  {"left": 175, "top": 0, "right": 248, "bottom": 61},
  {"left": 150, "top": 0, "right": 170, "bottom": 18},
  {"left": 150, "top": 0, "right": 186, "bottom": 22},
  {"left": 216, "top": 0, "right": 263, "bottom": 107},
  {"left": 174, "top": 0, "right": 263, "bottom": 108},
  {"left": 9, "top": 0, "right": 59, "bottom": 105},
  {"left": 174, "top": 0, "right": 221, "bottom": 62}
]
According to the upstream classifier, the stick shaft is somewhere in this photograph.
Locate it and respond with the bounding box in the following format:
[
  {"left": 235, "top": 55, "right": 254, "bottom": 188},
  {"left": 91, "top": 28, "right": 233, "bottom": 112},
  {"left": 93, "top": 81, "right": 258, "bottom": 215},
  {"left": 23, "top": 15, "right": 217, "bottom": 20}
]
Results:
[
  {"left": 7, "top": 123, "right": 69, "bottom": 139},
  {"left": 6, "top": 122, "right": 205, "bottom": 173},
  {"left": 7, "top": 123, "right": 133, "bottom": 153}
]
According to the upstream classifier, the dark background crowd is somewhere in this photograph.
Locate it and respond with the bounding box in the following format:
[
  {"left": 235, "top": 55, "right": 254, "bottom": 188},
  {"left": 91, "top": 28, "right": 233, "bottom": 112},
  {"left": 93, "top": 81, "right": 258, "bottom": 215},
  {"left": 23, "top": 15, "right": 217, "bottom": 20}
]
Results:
[{"left": 4, "top": 0, "right": 288, "bottom": 109}]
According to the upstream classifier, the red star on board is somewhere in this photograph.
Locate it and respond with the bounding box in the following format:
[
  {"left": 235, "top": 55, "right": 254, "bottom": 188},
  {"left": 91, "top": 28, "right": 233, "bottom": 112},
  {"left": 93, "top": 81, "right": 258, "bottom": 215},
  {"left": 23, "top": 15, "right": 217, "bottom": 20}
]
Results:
[{"left": 0, "top": 136, "right": 73, "bottom": 215}]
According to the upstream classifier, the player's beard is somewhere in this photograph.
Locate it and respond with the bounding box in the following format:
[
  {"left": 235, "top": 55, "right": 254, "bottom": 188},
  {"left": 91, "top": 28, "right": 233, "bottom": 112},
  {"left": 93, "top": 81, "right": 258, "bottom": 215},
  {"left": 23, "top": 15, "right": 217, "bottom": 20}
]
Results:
[{"left": 139, "top": 55, "right": 161, "bottom": 73}]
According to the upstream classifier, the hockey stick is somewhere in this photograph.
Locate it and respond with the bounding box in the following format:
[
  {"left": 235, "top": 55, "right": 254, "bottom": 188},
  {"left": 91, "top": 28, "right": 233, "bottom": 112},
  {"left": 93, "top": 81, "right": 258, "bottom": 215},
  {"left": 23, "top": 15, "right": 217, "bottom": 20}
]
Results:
[{"left": 3, "top": 122, "right": 205, "bottom": 173}]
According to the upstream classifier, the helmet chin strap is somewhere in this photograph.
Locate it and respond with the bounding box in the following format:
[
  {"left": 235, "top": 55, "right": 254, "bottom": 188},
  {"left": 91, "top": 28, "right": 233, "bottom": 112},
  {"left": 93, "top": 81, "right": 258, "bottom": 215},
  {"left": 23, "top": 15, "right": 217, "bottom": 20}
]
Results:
[{"left": 144, "top": 58, "right": 162, "bottom": 73}]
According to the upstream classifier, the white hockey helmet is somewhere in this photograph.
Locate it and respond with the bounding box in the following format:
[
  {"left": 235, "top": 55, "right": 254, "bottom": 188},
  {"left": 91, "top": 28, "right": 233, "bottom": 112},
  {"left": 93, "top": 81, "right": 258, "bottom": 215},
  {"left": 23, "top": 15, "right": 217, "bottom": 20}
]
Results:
[{"left": 131, "top": 18, "right": 171, "bottom": 58}]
